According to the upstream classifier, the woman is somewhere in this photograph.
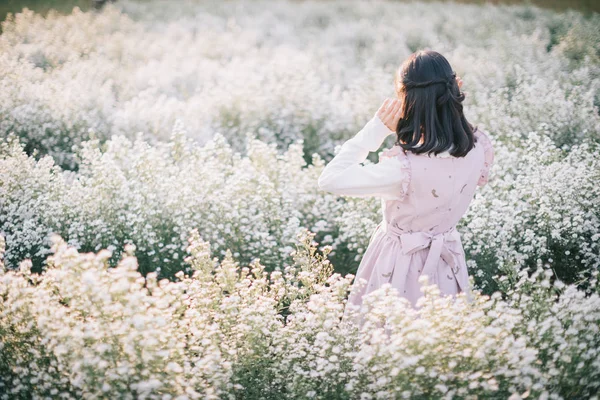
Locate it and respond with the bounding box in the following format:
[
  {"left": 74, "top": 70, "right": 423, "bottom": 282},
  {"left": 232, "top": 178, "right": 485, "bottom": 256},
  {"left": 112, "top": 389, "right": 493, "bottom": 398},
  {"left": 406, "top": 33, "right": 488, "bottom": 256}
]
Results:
[{"left": 317, "top": 50, "right": 494, "bottom": 324}]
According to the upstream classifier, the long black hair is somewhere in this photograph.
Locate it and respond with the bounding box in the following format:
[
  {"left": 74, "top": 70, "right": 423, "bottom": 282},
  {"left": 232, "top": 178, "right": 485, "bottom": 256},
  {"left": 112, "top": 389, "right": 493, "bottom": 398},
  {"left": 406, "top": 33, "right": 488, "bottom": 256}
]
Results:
[{"left": 393, "top": 50, "right": 478, "bottom": 158}]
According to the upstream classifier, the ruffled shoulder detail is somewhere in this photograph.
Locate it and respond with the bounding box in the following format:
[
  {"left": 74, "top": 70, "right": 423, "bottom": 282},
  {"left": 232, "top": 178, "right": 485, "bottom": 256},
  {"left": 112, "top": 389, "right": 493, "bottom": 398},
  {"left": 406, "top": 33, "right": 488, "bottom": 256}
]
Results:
[
  {"left": 474, "top": 128, "right": 494, "bottom": 186},
  {"left": 379, "top": 145, "right": 411, "bottom": 201}
]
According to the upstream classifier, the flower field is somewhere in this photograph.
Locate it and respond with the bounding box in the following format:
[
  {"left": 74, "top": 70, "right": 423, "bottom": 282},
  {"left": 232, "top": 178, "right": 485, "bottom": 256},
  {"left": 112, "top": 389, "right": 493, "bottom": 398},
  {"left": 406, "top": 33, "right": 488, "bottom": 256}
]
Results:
[{"left": 0, "top": 0, "right": 599, "bottom": 398}]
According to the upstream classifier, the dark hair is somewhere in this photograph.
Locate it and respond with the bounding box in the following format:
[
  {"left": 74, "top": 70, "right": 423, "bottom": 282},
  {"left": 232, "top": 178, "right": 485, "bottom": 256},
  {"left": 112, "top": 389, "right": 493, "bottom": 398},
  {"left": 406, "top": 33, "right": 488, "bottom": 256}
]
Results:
[{"left": 393, "top": 50, "right": 478, "bottom": 158}]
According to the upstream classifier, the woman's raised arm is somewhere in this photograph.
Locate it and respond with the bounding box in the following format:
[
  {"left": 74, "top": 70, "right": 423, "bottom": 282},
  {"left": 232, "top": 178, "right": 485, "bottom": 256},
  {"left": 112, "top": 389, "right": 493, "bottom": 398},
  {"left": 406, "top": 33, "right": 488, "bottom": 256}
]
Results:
[{"left": 317, "top": 99, "right": 407, "bottom": 200}]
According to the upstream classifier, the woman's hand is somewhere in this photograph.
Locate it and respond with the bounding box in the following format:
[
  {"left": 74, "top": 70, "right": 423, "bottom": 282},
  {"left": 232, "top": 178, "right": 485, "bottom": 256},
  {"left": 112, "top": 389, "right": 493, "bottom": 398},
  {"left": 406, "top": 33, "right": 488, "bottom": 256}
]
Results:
[
  {"left": 456, "top": 75, "right": 463, "bottom": 89},
  {"left": 376, "top": 98, "right": 402, "bottom": 132}
]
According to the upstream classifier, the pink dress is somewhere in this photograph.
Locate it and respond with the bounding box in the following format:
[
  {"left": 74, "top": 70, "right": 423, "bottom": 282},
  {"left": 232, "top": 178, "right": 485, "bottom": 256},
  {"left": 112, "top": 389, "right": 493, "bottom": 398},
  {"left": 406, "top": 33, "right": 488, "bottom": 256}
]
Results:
[{"left": 317, "top": 112, "right": 494, "bottom": 322}]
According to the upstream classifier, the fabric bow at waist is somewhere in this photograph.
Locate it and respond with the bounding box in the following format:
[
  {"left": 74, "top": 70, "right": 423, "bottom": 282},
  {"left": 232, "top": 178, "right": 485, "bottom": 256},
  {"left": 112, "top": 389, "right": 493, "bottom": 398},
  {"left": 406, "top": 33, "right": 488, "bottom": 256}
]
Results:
[{"left": 381, "top": 223, "right": 464, "bottom": 289}]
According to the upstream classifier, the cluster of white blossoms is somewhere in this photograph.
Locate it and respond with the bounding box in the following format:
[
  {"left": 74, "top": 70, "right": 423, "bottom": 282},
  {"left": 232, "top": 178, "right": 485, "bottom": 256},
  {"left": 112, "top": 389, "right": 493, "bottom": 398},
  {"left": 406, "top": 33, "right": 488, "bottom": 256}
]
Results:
[
  {"left": 459, "top": 133, "right": 600, "bottom": 290},
  {"left": 0, "top": 126, "right": 324, "bottom": 278},
  {"left": 1, "top": 231, "right": 599, "bottom": 398}
]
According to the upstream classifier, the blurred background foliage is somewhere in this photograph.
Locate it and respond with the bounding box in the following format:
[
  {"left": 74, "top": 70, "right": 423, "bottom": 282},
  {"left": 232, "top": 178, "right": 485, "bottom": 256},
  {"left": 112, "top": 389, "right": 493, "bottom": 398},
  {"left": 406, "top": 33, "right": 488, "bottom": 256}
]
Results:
[
  {"left": 1, "top": 0, "right": 93, "bottom": 24},
  {"left": 1, "top": 0, "right": 599, "bottom": 26}
]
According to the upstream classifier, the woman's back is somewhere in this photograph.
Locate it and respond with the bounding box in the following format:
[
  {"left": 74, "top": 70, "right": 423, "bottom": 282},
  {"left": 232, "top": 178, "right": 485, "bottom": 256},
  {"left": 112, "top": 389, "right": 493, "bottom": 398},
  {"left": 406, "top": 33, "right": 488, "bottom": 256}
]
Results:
[{"left": 381, "top": 128, "right": 493, "bottom": 236}]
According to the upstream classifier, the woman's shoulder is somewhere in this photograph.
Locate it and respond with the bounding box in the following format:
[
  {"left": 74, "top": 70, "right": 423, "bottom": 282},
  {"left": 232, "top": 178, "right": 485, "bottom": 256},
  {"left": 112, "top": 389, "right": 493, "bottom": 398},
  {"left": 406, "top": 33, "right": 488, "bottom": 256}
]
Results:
[
  {"left": 379, "top": 145, "right": 406, "bottom": 161},
  {"left": 473, "top": 127, "right": 495, "bottom": 186},
  {"left": 473, "top": 127, "right": 494, "bottom": 155},
  {"left": 474, "top": 127, "right": 493, "bottom": 146}
]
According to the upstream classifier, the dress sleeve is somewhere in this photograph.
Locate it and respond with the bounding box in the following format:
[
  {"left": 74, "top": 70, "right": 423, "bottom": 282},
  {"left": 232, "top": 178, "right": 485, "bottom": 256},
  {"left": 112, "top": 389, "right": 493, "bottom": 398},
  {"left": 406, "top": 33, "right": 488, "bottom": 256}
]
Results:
[
  {"left": 317, "top": 113, "right": 410, "bottom": 201},
  {"left": 475, "top": 129, "right": 494, "bottom": 187}
]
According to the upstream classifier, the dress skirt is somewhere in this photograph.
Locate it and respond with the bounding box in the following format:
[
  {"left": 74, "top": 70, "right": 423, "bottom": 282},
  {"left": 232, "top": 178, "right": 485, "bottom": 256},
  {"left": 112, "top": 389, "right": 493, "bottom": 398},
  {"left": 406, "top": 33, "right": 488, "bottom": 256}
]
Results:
[{"left": 342, "top": 221, "right": 473, "bottom": 325}]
